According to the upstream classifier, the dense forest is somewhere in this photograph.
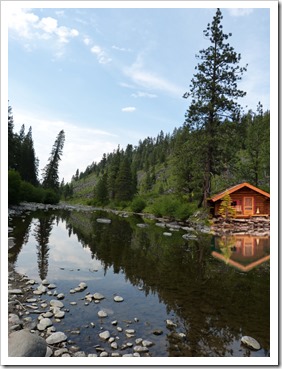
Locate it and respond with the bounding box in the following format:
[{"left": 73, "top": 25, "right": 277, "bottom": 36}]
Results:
[
  {"left": 8, "top": 9, "right": 270, "bottom": 220},
  {"left": 8, "top": 104, "right": 65, "bottom": 205}
]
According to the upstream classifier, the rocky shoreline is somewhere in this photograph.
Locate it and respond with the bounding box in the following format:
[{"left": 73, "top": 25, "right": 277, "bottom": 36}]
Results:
[{"left": 8, "top": 269, "right": 166, "bottom": 357}]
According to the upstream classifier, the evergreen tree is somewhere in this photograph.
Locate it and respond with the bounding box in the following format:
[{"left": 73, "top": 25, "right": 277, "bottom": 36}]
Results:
[
  {"left": 94, "top": 173, "right": 109, "bottom": 205},
  {"left": 19, "top": 126, "right": 39, "bottom": 185},
  {"left": 183, "top": 8, "right": 247, "bottom": 207},
  {"left": 42, "top": 130, "right": 65, "bottom": 190},
  {"left": 8, "top": 104, "right": 16, "bottom": 169},
  {"left": 115, "top": 156, "right": 134, "bottom": 202}
]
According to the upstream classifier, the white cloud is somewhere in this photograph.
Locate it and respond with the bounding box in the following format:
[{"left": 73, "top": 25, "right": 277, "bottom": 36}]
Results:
[
  {"left": 124, "top": 55, "right": 183, "bottom": 97},
  {"left": 12, "top": 112, "right": 118, "bottom": 183},
  {"left": 132, "top": 91, "right": 157, "bottom": 98},
  {"left": 83, "top": 36, "right": 91, "bottom": 46},
  {"left": 121, "top": 107, "right": 136, "bottom": 113},
  {"left": 112, "top": 45, "right": 131, "bottom": 52},
  {"left": 228, "top": 9, "right": 254, "bottom": 17},
  {"left": 90, "top": 45, "right": 112, "bottom": 64},
  {"left": 8, "top": 8, "right": 79, "bottom": 45}
]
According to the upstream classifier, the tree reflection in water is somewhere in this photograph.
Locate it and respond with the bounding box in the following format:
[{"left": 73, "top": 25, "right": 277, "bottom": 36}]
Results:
[{"left": 33, "top": 214, "right": 55, "bottom": 280}]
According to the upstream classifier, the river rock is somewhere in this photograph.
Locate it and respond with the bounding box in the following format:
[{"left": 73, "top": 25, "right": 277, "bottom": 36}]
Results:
[
  {"left": 46, "top": 332, "right": 67, "bottom": 345},
  {"left": 98, "top": 310, "right": 108, "bottom": 318},
  {"left": 133, "top": 345, "right": 149, "bottom": 353},
  {"left": 166, "top": 319, "right": 177, "bottom": 328},
  {"left": 50, "top": 300, "right": 64, "bottom": 308},
  {"left": 43, "top": 311, "right": 53, "bottom": 318},
  {"left": 9, "top": 329, "right": 47, "bottom": 357},
  {"left": 9, "top": 314, "right": 21, "bottom": 326},
  {"left": 99, "top": 330, "right": 110, "bottom": 340},
  {"left": 41, "top": 279, "right": 49, "bottom": 285},
  {"left": 47, "top": 284, "right": 56, "bottom": 289},
  {"left": 93, "top": 292, "right": 105, "bottom": 300},
  {"left": 163, "top": 232, "right": 172, "bottom": 236},
  {"left": 37, "top": 318, "right": 53, "bottom": 331},
  {"left": 8, "top": 289, "right": 23, "bottom": 295},
  {"left": 96, "top": 218, "right": 111, "bottom": 224},
  {"left": 57, "top": 293, "right": 65, "bottom": 300},
  {"left": 79, "top": 282, "right": 87, "bottom": 289},
  {"left": 142, "top": 340, "right": 154, "bottom": 347},
  {"left": 241, "top": 336, "right": 261, "bottom": 350},
  {"left": 114, "top": 296, "right": 124, "bottom": 302},
  {"left": 111, "top": 342, "right": 118, "bottom": 350},
  {"left": 54, "top": 310, "right": 65, "bottom": 319}
]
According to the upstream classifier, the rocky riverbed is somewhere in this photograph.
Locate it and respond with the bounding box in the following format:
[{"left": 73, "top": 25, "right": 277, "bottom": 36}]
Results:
[{"left": 8, "top": 268, "right": 168, "bottom": 357}]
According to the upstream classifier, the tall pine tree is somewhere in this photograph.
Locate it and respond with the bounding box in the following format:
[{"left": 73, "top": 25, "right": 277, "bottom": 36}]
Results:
[
  {"left": 183, "top": 8, "right": 247, "bottom": 207},
  {"left": 42, "top": 130, "right": 65, "bottom": 190}
]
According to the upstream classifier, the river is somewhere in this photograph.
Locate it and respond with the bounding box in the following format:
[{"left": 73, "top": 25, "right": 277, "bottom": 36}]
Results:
[{"left": 8, "top": 205, "right": 270, "bottom": 357}]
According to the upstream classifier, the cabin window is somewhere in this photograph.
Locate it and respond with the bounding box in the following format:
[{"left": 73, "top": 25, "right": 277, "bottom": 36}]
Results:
[{"left": 231, "top": 199, "right": 242, "bottom": 213}]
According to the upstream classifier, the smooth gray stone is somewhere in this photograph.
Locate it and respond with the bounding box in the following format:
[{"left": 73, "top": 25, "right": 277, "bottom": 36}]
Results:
[
  {"left": 46, "top": 332, "right": 67, "bottom": 345},
  {"left": 9, "top": 329, "right": 47, "bottom": 357}
]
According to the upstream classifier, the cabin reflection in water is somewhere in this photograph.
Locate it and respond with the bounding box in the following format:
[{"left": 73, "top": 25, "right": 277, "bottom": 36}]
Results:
[{"left": 212, "top": 235, "right": 270, "bottom": 272}]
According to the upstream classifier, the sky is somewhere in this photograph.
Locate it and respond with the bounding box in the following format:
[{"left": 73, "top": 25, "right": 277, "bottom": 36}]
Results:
[{"left": 3, "top": 1, "right": 275, "bottom": 183}]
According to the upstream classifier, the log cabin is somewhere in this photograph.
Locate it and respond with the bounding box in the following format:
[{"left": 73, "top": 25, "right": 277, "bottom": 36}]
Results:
[{"left": 208, "top": 182, "right": 270, "bottom": 218}]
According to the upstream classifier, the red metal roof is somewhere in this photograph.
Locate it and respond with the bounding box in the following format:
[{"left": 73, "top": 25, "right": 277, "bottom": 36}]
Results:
[{"left": 209, "top": 182, "right": 270, "bottom": 202}]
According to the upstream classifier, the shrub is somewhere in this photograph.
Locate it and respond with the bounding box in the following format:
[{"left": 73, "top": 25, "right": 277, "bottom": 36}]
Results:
[
  {"left": 43, "top": 189, "right": 60, "bottom": 204},
  {"left": 20, "top": 181, "right": 45, "bottom": 203},
  {"left": 131, "top": 197, "right": 146, "bottom": 213},
  {"left": 8, "top": 170, "right": 21, "bottom": 205},
  {"left": 152, "top": 195, "right": 197, "bottom": 220}
]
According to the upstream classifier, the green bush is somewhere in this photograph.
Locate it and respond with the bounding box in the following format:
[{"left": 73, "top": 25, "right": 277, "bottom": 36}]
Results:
[
  {"left": 152, "top": 195, "right": 197, "bottom": 220},
  {"left": 8, "top": 170, "right": 21, "bottom": 205},
  {"left": 131, "top": 197, "right": 146, "bottom": 213},
  {"left": 43, "top": 189, "right": 60, "bottom": 204},
  {"left": 20, "top": 181, "right": 45, "bottom": 203}
]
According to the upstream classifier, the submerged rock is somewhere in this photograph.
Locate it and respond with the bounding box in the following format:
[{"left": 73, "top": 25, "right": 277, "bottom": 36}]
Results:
[
  {"left": 113, "top": 296, "right": 124, "bottom": 302},
  {"left": 98, "top": 310, "right": 108, "bottom": 318},
  {"left": 241, "top": 336, "right": 261, "bottom": 350},
  {"left": 99, "top": 330, "right": 110, "bottom": 340}
]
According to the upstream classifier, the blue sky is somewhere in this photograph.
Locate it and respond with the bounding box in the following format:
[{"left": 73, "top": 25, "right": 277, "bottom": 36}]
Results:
[{"left": 4, "top": 1, "right": 275, "bottom": 183}]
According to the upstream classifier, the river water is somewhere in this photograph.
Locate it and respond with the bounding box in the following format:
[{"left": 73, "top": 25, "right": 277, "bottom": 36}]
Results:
[{"left": 8, "top": 207, "right": 270, "bottom": 357}]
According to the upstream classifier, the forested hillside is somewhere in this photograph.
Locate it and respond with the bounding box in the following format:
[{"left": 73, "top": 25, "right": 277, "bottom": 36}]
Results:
[{"left": 66, "top": 104, "right": 269, "bottom": 218}]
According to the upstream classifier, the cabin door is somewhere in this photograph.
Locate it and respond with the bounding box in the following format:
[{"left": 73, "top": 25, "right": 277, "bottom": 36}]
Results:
[{"left": 244, "top": 197, "right": 254, "bottom": 216}]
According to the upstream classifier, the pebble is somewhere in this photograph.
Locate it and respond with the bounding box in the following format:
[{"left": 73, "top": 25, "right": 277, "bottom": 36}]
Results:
[
  {"left": 142, "top": 340, "right": 154, "bottom": 347},
  {"left": 57, "top": 293, "right": 65, "bottom": 300},
  {"left": 241, "top": 336, "right": 261, "bottom": 350},
  {"left": 93, "top": 293, "right": 105, "bottom": 300},
  {"left": 50, "top": 300, "right": 64, "bottom": 308},
  {"left": 37, "top": 318, "right": 52, "bottom": 331},
  {"left": 113, "top": 296, "right": 124, "bottom": 302},
  {"left": 46, "top": 332, "right": 67, "bottom": 345},
  {"left": 133, "top": 346, "right": 149, "bottom": 353},
  {"left": 48, "top": 284, "right": 56, "bottom": 289},
  {"left": 98, "top": 310, "right": 108, "bottom": 318},
  {"left": 99, "top": 331, "right": 110, "bottom": 340},
  {"left": 111, "top": 342, "right": 118, "bottom": 349},
  {"left": 166, "top": 319, "right": 177, "bottom": 328},
  {"left": 54, "top": 311, "right": 65, "bottom": 319},
  {"left": 9, "top": 289, "right": 23, "bottom": 295}
]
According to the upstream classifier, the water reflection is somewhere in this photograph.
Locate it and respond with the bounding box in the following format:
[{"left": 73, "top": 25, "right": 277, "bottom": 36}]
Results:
[
  {"left": 212, "top": 235, "right": 270, "bottom": 272},
  {"left": 8, "top": 209, "right": 270, "bottom": 357}
]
